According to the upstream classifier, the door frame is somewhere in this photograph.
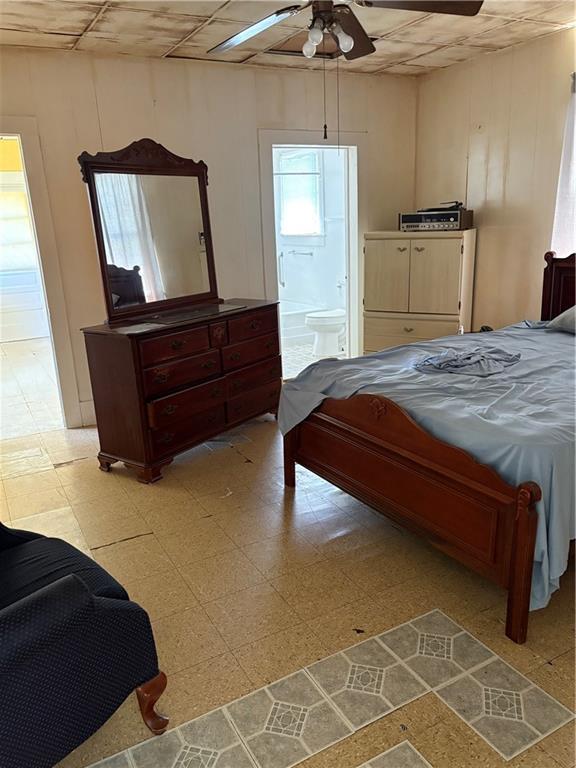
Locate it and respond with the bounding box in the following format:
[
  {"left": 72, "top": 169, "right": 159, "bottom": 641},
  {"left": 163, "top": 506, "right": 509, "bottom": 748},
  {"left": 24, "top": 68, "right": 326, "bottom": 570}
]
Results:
[
  {"left": 258, "top": 128, "right": 364, "bottom": 358},
  {"left": 1, "top": 116, "right": 83, "bottom": 428}
]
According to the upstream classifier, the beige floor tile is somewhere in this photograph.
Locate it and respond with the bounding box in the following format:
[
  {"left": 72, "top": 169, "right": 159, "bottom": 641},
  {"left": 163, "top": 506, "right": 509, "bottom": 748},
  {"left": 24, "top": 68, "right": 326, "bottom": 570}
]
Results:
[
  {"left": 62, "top": 473, "right": 124, "bottom": 505},
  {"left": 0, "top": 497, "right": 8, "bottom": 522},
  {"left": 270, "top": 560, "right": 368, "bottom": 622},
  {"left": 125, "top": 569, "right": 199, "bottom": 622},
  {"left": 40, "top": 427, "right": 99, "bottom": 453},
  {"left": 3, "top": 468, "right": 62, "bottom": 498},
  {"left": 0, "top": 433, "right": 44, "bottom": 455},
  {"left": 306, "top": 596, "right": 398, "bottom": 655},
  {"left": 529, "top": 649, "right": 576, "bottom": 710},
  {"left": 241, "top": 531, "right": 325, "bottom": 578},
  {"left": 203, "top": 582, "right": 302, "bottom": 649},
  {"left": 160, "top": 653, "right": 253, "bottom": 728},
  {"left": 121, "top": 478, "right": 195, "bottom": 514},
  {"left": 71, "top": 492, "right": 136, "bottom": 524},
  {"left": 178, "top": 548, "right": 265, "bottom": 603},
  {"left": 78, "top": 512, "right": 152, "bottom": 549},
  {"left": 156, "top": 518, "right": 236, "bottom": 568},
  {"left": 152, "top": 605, "right": 228, "bottom": 676},
  {"left": 7, "top": 486, "right": 70, "bottom": 519},
  {"left": 538, "top": 721, "right": 576, "bottom": 768},
  {"left": 233, "top": 623, "right": 329, "bottom": 687},
  {"left": 54, "top": 693, "right": 150, "bottom": 768},
  {"left": 138, "top": 497, "right": 209, "bottom": 532},
  {"left": 93, "top": 534, "right": 173, "bottom": 583},
  {"left": 7, "top": 506, "right": 80, "bottom": 538},
  {"left": 213, "top": 506, "right": 323, "bottom": 547},
  {"left": 298, "top": 514, "right": 390, "bottom": 557}
]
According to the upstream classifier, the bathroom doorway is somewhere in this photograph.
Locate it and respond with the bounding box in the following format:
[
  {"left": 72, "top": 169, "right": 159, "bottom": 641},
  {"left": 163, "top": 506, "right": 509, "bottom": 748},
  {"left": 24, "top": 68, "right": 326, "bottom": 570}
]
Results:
[{"left": 272, "top": 144, "right": 356, "bottom": 378}]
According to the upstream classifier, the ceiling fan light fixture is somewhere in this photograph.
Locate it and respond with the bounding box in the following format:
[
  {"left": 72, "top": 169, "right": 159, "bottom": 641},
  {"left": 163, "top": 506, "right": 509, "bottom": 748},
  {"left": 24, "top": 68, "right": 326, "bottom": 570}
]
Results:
[
  {"left": 302, "top": 39, "right": 317, "bottom": 58},
  {"left": 332, "top": 22, "right": 354, "bottom": 53},
  {"left": 308, "top": 18, "right": 324, "bottom": 45}
]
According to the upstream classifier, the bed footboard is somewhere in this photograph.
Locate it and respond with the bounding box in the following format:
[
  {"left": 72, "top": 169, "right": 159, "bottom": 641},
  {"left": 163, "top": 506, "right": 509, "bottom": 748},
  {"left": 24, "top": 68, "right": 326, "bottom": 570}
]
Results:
[{"left": 284, "top": 394, "right": 541, "bottom": 644}]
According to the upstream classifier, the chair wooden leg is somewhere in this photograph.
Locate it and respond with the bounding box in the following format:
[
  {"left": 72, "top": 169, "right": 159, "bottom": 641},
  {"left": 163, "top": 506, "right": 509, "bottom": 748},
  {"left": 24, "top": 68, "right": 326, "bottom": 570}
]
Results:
[{"left": 136, "top": 671, "right": 169, "bottom": 735}]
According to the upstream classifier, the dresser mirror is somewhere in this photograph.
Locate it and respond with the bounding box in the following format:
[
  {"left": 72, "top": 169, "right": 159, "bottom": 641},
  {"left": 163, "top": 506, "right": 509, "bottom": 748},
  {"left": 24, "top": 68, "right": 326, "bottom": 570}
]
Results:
[{"left": 78, "top": 139, "right": 219, "bottom": 322}]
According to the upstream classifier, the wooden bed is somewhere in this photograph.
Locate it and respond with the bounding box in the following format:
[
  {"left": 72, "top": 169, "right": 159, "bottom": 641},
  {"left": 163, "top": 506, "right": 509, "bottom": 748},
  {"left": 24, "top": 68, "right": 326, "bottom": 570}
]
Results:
[{"left": 284, "top": 252, "right": 575, "bottom": 644}]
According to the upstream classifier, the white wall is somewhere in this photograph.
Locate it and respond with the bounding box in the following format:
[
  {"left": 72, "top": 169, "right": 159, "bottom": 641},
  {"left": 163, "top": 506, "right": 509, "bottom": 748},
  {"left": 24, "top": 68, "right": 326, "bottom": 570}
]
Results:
[
  {"left": 415, "top": 28, "right": 575, "bottom": 330},
  {"left": 0, "top": 47, "right": 417, "bottom": 414}
]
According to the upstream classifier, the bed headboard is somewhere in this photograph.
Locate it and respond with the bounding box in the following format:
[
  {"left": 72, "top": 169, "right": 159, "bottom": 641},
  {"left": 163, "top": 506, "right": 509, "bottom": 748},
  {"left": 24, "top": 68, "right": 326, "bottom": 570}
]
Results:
[{"left": 541, "top": 252, "right": 575, "bottom": 320}]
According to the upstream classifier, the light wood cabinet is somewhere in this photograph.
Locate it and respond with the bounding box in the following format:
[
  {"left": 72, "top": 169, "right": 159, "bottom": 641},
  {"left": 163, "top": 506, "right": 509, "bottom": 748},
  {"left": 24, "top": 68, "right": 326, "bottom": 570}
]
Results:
[{"left": 362, "top": 230, "right": 476, "bottom": 353}]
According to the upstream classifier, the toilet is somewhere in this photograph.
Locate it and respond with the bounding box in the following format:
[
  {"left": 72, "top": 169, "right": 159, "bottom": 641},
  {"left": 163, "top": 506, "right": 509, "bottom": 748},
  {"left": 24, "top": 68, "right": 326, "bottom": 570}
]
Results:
[{"left": 305, "top": 308, "right": 347, "bottom": 357}]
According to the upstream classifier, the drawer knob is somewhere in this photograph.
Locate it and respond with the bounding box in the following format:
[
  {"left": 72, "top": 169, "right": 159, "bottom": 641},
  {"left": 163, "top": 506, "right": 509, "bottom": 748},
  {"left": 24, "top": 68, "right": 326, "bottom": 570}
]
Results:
[
  {"left": 170, "top": 339, "right": 185, "bottom": 350},
  {"left": 201, "top": 360, "right": 216, "bottom": 370},
  {"left": 207, "top": 412, "right": 217, "bottom": 424},
  {"left": 414, "top": 246, "right": 425, "bottom": 252},
  {"left": 229, "top": 352, "right": 241, "bottom": 361},
  {"left": 154, "top": 371, "right": 169, "bottom": 383},
  {"left": 249, "top": 319, "right": 262, "bottom": 330},
  {"left": 404, "top": 327, "right": 414, "bottom": 333},
  {"left": 265, "top": 340, "right": 275, "bottom": 350},
  {"left": 397, "top": 246, "right": 407, "bottom": 253},
  {"left": 161, "top": 404, "right": 178, "bottom": 416},
  {"left": 157, "top": 432, "right": 175, "bottom": 444}
]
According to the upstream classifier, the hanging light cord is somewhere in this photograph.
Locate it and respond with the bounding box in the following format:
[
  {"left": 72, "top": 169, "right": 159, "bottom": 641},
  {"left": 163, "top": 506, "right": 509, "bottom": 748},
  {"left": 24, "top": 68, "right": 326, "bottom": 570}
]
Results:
[{"left": 323, "top": 36, "right": 328, "bottom": 140}]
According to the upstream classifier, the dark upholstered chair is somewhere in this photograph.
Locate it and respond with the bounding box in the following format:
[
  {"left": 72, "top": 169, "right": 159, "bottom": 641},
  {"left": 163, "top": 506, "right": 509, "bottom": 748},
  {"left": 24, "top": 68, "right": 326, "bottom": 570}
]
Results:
[{"left": 0, "top": 522, "right": 168, "bottom": 768}]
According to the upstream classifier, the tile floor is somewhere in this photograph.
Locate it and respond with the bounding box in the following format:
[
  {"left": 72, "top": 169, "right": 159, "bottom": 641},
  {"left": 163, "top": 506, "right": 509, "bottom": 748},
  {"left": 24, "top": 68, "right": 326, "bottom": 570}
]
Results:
[
  {"left": 0, "top": 415, "right": 574, "bottom": 768},
  {"left": 0, "top": 337, "right": 64, "bottom": 438},
  {"left": 281, "top": 344, "right": 347, "bottom": 379}
]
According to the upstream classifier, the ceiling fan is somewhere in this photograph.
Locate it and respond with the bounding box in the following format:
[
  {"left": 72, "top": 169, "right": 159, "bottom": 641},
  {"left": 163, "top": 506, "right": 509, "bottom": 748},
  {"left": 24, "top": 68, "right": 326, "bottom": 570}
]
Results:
[{"left": 208, "top": 0, "right": 484, "bottom": 61}]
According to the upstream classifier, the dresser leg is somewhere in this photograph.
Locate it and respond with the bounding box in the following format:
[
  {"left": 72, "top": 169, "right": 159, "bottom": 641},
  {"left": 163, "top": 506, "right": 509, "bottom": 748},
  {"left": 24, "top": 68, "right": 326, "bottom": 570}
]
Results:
[
  {"left": 98, "top": 455, "right": 116, "bottom": 473},
  {"left": 135, "top": 461, "right": 172, "bottom": 484}
]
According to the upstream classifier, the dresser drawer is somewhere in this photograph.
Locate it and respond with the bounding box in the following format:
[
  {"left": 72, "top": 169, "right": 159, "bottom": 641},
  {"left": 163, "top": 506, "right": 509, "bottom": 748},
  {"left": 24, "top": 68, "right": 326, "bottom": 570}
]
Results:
[
  {"left": 222, "top": 333, "right": 279, "bottom": 371},
  {"left": 227, "top": 308, "right": 277, "bottom": 343},
  {"left": 364, "top": 315, "right": 459, "bottom": 353},
  {"left": 147, "top": 377, "right": 227, "bottom": 429},
  {"left": 140, "top": 326, "right": 210, "bottom": 366},
  {"left": 151, "top": 406, "right": 226, "bottom": 457},
  {"left": 226, "top": 356, "right": 282, "bottom": 397},
  {"left": 143, "top": 349, "right": 221, "bottom": 397},
  {"left": 226, "top": 380, "right": 281, "bottom": 425}
]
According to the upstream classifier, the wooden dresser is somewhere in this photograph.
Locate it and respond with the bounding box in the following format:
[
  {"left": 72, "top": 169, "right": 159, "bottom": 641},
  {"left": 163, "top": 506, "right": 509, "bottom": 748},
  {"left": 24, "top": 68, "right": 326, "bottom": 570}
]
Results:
[
  {"left": 83, "top": 300, "right": 281, "bottom": 482},
  {"left": 363, "top": 230, "right": 476, "bottom": 353}
]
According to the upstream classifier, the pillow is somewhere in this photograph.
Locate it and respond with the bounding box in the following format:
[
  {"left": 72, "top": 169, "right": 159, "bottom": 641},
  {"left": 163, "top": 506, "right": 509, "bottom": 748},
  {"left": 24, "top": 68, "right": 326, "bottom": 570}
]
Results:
[{"left": 547, "top": 305, "right": 575, "bottom": 334}]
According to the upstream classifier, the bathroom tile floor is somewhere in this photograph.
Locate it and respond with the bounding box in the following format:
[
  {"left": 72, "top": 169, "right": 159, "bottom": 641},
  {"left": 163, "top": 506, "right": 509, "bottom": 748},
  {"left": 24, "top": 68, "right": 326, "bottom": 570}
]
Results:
[{"left": 0, "top": 414, "right": 573, "bottom": 768}]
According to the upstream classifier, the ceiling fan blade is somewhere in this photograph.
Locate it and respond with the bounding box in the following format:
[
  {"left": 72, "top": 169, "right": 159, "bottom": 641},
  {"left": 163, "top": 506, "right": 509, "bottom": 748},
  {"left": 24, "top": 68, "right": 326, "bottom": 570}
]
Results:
[
  {"left": 333, "top": 5, "right": 376, "bottom": 60},
  {"left": 354, "top": 1, "right": 483, "bottom": 16},
  {"left": 208, "top": 4, "right": 307, "bottom": 54}
]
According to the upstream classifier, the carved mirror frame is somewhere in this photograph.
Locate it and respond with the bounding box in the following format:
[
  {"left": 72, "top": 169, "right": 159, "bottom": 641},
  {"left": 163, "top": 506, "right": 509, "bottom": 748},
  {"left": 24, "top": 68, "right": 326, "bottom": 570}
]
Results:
[{"left": 78, "top": 138, "right": 219, "bottom": 323}]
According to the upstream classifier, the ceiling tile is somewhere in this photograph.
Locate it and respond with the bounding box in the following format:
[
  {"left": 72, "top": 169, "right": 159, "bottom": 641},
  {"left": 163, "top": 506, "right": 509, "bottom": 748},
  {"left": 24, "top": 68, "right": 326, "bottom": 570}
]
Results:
[
  {"left": 479, "top": 1, "right": 560, "bottom": 18},
  {"left": 385, "top": 12, "right": 510, "bottom": 45},
  {"left": 216, "top": 1, "right": 304, "bottom": 23},
  {"left": 330, "top": 6, "right": 428, "bottom": 37},
  {"left": 92, "top": 6, "right": 203, "bottom": 36},
  {"left": 168, "top": 45, "right": 252, "bottom": 61},
  {"left": 110, "top": 1, "right": 226, "bottom": 14},
  {"left": 0, "top": 28, "right": 79, "bottom": 48},
  {"left": 366, "top": 38, "right": 438, "bottom": 66},
  {"left": 531, "top": 1, "right": 576, "bottom": 24},
  {"left": 76, "top": 31, "right": 178, "bottom": 55},
  {"left": 407, "top": 44, "right": 490, "bottom": 67},
  {"left": 465, "top": 18, "right": 562, "bottom": 47},
  {"left": 0, "top": 0, "right": 99, "bottom": 35},
  {"left": 248, "top": 51, "right": 332, "bottom": 69},
  {"left": 383, "top": 62, "right": 437, "bottom": 75}
]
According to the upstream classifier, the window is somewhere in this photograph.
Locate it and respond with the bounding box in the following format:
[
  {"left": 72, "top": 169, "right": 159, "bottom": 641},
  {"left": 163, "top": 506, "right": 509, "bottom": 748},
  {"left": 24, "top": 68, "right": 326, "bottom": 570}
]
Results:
[{"left": 273, "top": 148, "right": 323, "bottom": 237}]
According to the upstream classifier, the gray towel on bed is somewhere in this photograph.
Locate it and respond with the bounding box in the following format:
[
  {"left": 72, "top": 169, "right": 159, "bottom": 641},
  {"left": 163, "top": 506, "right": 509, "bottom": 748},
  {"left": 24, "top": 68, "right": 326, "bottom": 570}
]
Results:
[{"left": 415, "top": 346, "right": 521, "bottom": 377}]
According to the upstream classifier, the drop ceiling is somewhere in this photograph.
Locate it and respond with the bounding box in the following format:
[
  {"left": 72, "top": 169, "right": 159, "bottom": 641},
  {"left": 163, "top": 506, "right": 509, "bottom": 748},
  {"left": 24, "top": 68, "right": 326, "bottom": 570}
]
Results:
[{"left": 0, "top": 0, "right": 574, "bottom": 75}]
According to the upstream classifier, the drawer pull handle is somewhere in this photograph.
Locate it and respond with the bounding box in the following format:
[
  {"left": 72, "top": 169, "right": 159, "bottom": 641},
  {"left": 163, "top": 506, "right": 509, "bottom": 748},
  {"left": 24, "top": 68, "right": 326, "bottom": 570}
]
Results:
[
  {"left": 211, "top": 388, "right": 224, "bottom": 398},
  {"left": 249, "top": 319, "right": 262, "bottom": 330},
  {"left": 201, "top": 360, "right": 216, "bottom": 370},
  {"left": 161, "top": 404, "right": 178, "bottom": 416},
  {"left": 157, "top": 432, "right": 175, "bottom": 444},
  {"left": 170, "top": 339, "right": 185, "bottom": 350},
  {"left": 404, "top": 327, "right": 414, "bottom": 333},
  {"left": 229, "top": 352, "right": 241, "bottom": 361},
  {"left": 397, "top": 246, "right": 407, "bottom": 252},
  {"left": 414, "top": 246, "right": 425, "bottom": 252},
  {"left": 154, "top": 371, "right": 169, "bottom": 383},
  {"left": 207, "top": 412, "right": 217, "bottom": 423},
  {"left": 265, "top": 340, "right": 275, "bottom": 350}
]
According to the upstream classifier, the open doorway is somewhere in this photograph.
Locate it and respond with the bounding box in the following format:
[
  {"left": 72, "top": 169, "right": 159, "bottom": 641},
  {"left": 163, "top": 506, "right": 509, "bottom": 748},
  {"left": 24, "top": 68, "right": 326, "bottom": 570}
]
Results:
[
  {"left": 272, "top": 144, "right": 357, "bottom": 378},
  {"left": 0, "top": 135, "right": 63, "bottom": 438}
]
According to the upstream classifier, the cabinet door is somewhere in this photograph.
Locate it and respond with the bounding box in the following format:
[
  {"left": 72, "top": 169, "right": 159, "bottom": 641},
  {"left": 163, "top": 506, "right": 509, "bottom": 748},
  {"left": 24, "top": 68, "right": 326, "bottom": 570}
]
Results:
[
  {"left": 409, "top": 239, "right": 462, "bottom": 314},
  {"left": 364, "top": 239, "right": 410, "bottom": 312}
]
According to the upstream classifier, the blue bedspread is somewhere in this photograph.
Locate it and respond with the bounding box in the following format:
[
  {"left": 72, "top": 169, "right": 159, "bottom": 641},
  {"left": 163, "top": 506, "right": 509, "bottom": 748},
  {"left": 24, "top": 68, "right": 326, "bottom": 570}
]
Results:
[{"left": 279, "top": 323, "right": 575, "bottom": 610}]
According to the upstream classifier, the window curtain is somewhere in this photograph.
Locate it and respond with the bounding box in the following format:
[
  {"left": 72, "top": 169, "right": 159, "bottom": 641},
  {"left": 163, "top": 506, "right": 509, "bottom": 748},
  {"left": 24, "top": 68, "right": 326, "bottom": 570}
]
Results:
[
  {"left": 94, "top": 173, "right": 165, "bottom": 302},
  {"left": 550, "top": 75, "right": 575, "bottom": 257}
]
